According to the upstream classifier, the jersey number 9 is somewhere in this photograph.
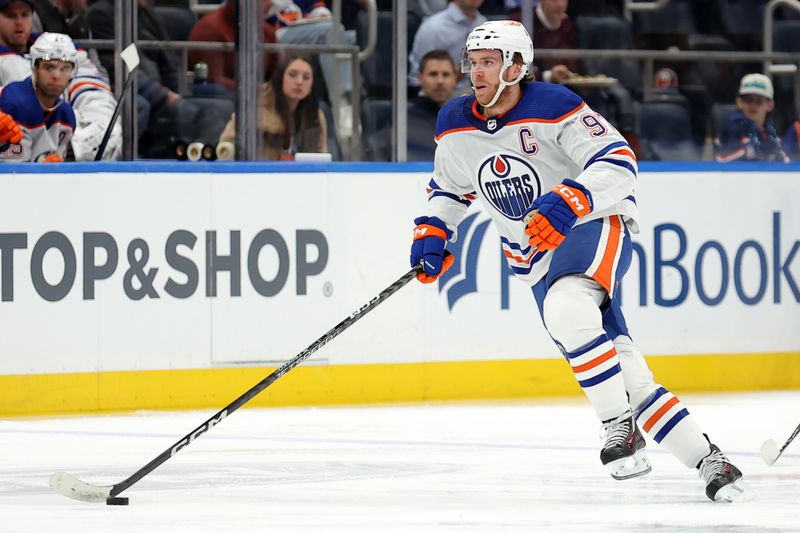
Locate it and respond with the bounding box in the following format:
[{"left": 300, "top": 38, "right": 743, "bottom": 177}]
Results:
[{"left": 581, "top": 114, "right": 608, "bottom": 137}]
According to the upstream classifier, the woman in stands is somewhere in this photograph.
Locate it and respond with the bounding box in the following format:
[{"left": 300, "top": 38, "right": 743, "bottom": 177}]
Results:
[{"left": 219, "top": 54, "right": 327, "bottom": 160}]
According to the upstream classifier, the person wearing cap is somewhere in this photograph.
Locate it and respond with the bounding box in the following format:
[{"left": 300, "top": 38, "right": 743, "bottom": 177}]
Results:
[{"left": 715, "top": 73, "right": 789, "bottom": 163}]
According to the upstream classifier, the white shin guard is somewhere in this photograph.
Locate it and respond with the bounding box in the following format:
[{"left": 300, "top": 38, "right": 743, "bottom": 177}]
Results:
[{"left": 543, "top": 276, "right": 629, "bottom": 421}]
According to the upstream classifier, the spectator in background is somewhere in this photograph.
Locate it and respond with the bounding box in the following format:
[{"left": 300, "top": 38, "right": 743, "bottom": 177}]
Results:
[
  {"left": 407, "top": 49, "right": 458, "bottom": 161},
  {"left": 513, "top": 0, "right": 576, "bottom": 83},
  {"left": 188, "top": 0, "right": 278, "bottom": 98},
  {"left": 715, "top": 73, "right": 789, "bottom": 163},
  {"left": 783, "top": 120, "right": 800, "bottom": 161},
  {"left": 268, "top": 0, "right": 357, "bottom": 106},
  {"left": 88, "top": 0, "right": 234, "bottom": 158},
  {"left": 408, "top": 0, "right": 486, "bottom": 91},
  {"left": 32, "top": 0, "right": 89, "bottom": 39},
  {"left": 0, "top": 32, "right": 75, "bottom": 162},
  {"left": 218, "top": 54, "right": 327, "bottom": 160}
]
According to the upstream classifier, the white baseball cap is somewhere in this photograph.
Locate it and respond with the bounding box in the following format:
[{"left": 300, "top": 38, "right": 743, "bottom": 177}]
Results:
[{"left": 738, "top": 73, "right": 773, "bottom": 99}]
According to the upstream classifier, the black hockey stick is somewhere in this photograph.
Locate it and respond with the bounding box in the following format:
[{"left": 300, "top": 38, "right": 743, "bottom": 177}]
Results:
[
  {"left": 94, "top": 43, "right": 140, "bottom": 161},
  {"left": 50, "top": 264, "right": 423, "bottom": 503},
  {"left": 760, "top": 422, "right": 800, "bottom": 465}
]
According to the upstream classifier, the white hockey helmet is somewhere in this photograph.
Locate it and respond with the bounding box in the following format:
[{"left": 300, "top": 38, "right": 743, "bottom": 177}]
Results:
[
  {"left": 462, "top": 20, "right": 534, "bottom": 108},
  {"left": 30, "top": 32, "right": 77, "bottom": 73}
]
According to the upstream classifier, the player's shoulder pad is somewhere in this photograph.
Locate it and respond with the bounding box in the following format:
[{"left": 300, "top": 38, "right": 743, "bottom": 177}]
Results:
[
  {"left": 0, "top": 43, "right": 22, "bottom": 57},
  {"left": 0, "top": 78, "right": 42, "bottom": 127},
  {"left": 506, "top": 82, "right": 585, "bottom": 123},
  {"left": 434, "top": 95, "right": 473, "bottom": 139}
]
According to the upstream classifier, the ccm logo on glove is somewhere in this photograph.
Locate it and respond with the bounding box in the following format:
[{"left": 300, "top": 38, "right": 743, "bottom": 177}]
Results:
[{"left": 552, "top": 183, "right": 591, "bottom": 216}]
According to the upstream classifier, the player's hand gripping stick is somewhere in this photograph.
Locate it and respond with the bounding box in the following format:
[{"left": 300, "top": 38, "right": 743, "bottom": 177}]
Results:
[
  {"left": 524, "top": 179, "right": 593, "bottom": 252},
  {"left": 410, "top": 216, "right": 455, "bottom": 283}
]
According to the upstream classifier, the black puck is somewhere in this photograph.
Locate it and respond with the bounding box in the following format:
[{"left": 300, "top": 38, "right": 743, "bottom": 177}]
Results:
[{"left": 106, "top": 496, "right": 129, "bottom": 506}]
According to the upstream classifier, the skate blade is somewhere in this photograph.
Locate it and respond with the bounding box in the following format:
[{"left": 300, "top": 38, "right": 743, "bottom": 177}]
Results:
[
  {"left": 714, "top": 480, "right": 750, "bottom": 503},
  {"left": 607, "top": 450, "right": 652, "bottom": 480}
]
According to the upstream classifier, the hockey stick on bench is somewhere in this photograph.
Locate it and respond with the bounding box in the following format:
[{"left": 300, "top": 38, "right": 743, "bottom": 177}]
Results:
[
  {"left": 50, "top": 264, "right": 423, "bottom": 503},
  {"left": 760, "top": 422, "right": 800, "bottom": 465},
  {"left": 93, "top": 43, "right": 140, "bottom": 161}
]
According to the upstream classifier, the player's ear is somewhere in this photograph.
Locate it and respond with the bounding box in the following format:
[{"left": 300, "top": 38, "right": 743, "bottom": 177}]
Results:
[{"left": 505, "top": 63, "right": 522, "bottom": 82}]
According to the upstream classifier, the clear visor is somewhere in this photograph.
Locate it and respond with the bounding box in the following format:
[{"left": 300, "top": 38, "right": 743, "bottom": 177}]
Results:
[
  {"left": 34, "top": 59, "right": 75, "bottom": 75},
  {"left": 461, "top": 48, "right": 506, "bottom": 75}
]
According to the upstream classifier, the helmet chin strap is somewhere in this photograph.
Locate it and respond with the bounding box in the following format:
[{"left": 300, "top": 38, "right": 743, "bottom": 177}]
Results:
[{"left": 475, "top": 63, "right": 526, "bottom": 110}]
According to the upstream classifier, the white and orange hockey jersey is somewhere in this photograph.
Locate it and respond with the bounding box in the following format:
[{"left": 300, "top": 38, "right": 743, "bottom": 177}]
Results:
[
  {"left": 0, "top": 35, "right": 120, "bottom": 160},
  {"left": 0, "top": 77, "right": 75, "bottom": 162},
  {"left": 427, "top": 81, "right": 639, "bottom": 285}
]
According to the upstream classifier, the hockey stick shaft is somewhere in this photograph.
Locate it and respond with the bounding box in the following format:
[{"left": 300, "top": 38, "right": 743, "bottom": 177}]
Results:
[
  {"left": 101, "top": 264, "right": 422, "bottom": 497},
  {"left": 778, "top": 423, "right": 800, "bottom": 455},
  {"left": 93, "top": 74, "right": 133, "bottom": 161},
  {"left": 94, "top": 44, "right": 140, "bottom": 161}
]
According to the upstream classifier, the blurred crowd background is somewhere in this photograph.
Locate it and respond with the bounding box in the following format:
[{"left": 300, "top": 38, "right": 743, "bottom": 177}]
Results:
[{"left": 9, "top": 0, "right": 800, "bottom": 162}]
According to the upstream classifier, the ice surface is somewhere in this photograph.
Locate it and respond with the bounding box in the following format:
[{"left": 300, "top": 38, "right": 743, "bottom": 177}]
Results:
[{"left": 1, "top": 391, "right": 798, "bottom": 532}]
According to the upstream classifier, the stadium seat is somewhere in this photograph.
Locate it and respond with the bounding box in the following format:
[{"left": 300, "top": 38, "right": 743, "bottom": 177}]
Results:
[
  {"left": 576, "top": 16, "right": 642, "bottom": 92},
  {"left": 633, "top": 0, "right": 696, "bottom": 49},
  {"left": 648, "top": 88, "right": 691, "bottom": 112},
  {"left": 710, "top": 103, "right": 739, "bottom": 139},
  {"left": 361, "top": 99, "right": 392, "bottom": 161},
  {"left": 356, "top": 10, "right": 421, "bottom": 98},
  {"left": 635, "top": 101, "right": 700, "bottom": 161},
  {"left": 154, "top": 6, "right": 198, "bottom": 42},
  {"left": 716, "top": 0, "right": 764, "bottom": 47}
]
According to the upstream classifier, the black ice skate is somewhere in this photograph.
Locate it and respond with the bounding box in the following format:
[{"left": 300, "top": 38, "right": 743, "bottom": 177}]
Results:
[
  {"left": 697, "top": 438, "right": 745, "bottom": 502},
  {"left": 600, "top": 412, "right": 652, "bottom": 480}
]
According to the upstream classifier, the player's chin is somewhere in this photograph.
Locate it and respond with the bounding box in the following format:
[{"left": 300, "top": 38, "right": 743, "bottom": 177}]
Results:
[{"left": 474, "top": 92, "right": 492, "bottom": 106}]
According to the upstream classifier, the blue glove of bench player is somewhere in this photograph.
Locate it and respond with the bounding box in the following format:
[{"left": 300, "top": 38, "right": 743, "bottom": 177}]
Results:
[{"left": 410, "top": 216, "right": 455, "bottom": 284}]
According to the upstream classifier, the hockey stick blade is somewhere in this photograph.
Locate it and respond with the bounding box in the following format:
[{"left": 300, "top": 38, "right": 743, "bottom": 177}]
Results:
[
  {"left": 760, "top": 439, "right": 780, "bottom": 465},
  {"left": 49, "top": 471, "right": 113, "bottom": 503},
  {"left": 50, "top": 264, "right": 423, "bottom": 502},
  {"left": 120, "top": 43, "right": 140, "bottom": 72}
]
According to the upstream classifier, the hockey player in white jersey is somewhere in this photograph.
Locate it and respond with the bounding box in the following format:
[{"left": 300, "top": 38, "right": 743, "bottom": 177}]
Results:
[
  {"left": 409, "top": 20, "right": 745, "bottom": 502},
  {"left": 0, "top": 0, "right": 120, "bottom": 159},
  {"left": 0, "top": 31, "right": 75, "bottom": 161}
]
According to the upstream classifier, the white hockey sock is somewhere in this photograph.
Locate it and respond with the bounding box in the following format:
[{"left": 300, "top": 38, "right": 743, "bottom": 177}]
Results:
[
  {"left": 634, "top": 387, "right": 711, "bottom": 468},
  {"left": 565, "top": 334, "right": 630, "bottom": 421}
]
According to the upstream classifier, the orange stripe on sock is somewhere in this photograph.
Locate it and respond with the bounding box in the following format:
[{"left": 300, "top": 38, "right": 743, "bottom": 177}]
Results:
[
  {"left": 571, "top": 348, "right": 616, "bottom": 373},
  {"left": 642, "top": 396, "right": 680, "bottom": 432},
  {"left": 591, "top": 216, "right": 622, "bottom": 294}
]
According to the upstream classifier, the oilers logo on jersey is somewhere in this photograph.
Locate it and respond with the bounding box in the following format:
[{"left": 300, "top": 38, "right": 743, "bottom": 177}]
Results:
[{"left": 477, "top": 153, "right": 541, "bottom": 220}]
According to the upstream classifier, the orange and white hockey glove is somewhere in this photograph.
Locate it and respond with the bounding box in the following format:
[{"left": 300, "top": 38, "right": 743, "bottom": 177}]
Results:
[
  {"left": 524, "top": 179, "right": 593, "bottom": 252},
  {"left": 0, "top": 111, "right": 22, "bottom": 145}
]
